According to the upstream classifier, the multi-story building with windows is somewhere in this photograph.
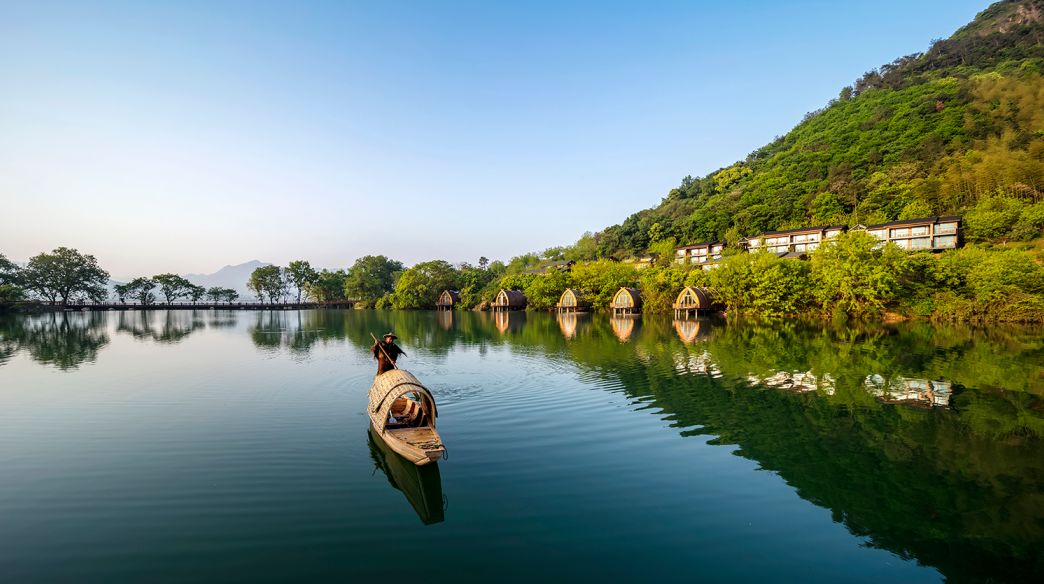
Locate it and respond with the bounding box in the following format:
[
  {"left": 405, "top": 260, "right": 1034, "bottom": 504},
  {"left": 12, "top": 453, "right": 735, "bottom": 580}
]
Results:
[
  {"left": 855, "top": 216, "right": 961, "bottom": 251},
  {"left": 740, "top": 225, "right": 845, "bottom": 255},
  {"left": 674, "top": 241, "right": 724, "bottom": 267}
]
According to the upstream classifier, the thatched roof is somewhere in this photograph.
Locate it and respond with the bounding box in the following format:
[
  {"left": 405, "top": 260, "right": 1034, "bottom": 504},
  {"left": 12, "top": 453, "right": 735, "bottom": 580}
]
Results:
[
  {"left": 556, "top": 288, "right": 590, "bottom": 308},
  {"left": 492, "top": 289, "right": 527, "bottom": 307},
  {"left": 611, "top": 287, "right": 642, "bottom": 309},
  {"left": 436, "top": 290, "right": 460, "bottom": 306},
  {"left": 673, "top": 286, "right": 719, "bottom": 310}
]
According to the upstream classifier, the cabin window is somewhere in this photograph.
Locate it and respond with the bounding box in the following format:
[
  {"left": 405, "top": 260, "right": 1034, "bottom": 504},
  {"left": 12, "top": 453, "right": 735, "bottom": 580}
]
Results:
[
  {"left": 909, "top": 237, "right": 931, "bottom": 249},
  {"left": 868, "top": 229, "right": 886, "bottom": 239},
  {"left": 794, "top": 243, "right": 807, "bottom": 251},
  {"left": 890, "top": 227, "right": 911, "bottom": 238},
  {"left": 807, "top": 242, "right": 819, "bottom": 251},
  {"left": 933, "top": 235, "right": 957, "bottom": 248},
  {"left": 793, "top": 234, "right": 807, "bottom": 243},
  {"left": 675, "top": 249, "right": 687, "bottom": 257},
  {"left": 936, "top": 222, "right": 957, "bottom": 234},
  {"left": 826, "top": 230, "right": 841, "bottom": 238}
]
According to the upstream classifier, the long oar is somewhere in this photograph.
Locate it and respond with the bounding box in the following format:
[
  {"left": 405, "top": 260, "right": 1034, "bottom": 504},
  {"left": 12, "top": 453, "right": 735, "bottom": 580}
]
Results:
[{"left": 370, "top": 332, "right": 399, "bottom": 370}]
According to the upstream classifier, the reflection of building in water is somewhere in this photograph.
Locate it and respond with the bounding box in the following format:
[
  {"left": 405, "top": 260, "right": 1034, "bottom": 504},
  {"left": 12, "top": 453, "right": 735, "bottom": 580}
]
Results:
[
  {"left": 494, "top": 311, "right": 525, "bottom": 335},
  {"left": 610, "top": 316, "right": 636, "bottom": 341},
  {"left": 673, "top": 350, "right": 722, "bottom": 377},
  {"left": 436, "top": 309, "right": 453, "bottom": 331},
  {"left": 864, "top": 375, "right": 952, "bottom": 407},
  {"left": 673, "top": 319, "right": 702, "bottom": 344},
  {"left": 747, "top": 371, "right": 836, "bottom": 394},
  {"left": 557, "top": 312, "right": 578, "bottom": 339}
]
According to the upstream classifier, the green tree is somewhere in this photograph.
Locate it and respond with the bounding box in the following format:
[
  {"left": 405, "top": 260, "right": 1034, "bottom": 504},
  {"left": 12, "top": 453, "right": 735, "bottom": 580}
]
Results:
[
  {"left": 124, "top": 277, "right": 157, "bottom": 305},
  {"left": 286, "top": 260, "right": 318, "bottom": 303},
  {"left": 345, "top": 255, "right": 403, "bottom": 306},
  {"left": 186, "top": 283, "right": 206, "bottom": 304},
  {"left": 810, "top": 231, "right": 909, "bottom": 317},
  {"left": 247, "top": 265, "right": 286, "bottom": 303},
  {"left": 392, "top": 260, "right": 459, "bottom": 309},
  {"left": 153, "top": 273, "right": 194, "bottom": 305},
  {"left": 0, "top": 254, "right": 24, "bottom": 305},
  {"left": 23, "top": 247, "right": 110, "bottom": 305},
  {"left": 306, "top": 269, "right": 347, "bottom": 303},
  {"left": 709, "top": 251, "right": 813, "bottom": 318}
]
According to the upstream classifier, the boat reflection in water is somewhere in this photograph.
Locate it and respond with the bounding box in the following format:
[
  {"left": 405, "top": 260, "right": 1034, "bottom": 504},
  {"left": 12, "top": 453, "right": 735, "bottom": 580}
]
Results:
[{"left": 367, "top": 427, "right": 446, "bottom": 525}]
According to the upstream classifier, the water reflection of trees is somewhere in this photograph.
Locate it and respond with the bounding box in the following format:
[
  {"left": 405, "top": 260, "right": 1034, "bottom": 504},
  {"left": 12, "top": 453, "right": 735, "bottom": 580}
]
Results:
[
  {"left": 0, "top": 312, "right": 110, "bottom": 369},
  {"left": 262, "top": 309, "right": 1042, "bottom": 582},
  {"left": 116, "top": 310, "right": 207, "bottom": 344}
]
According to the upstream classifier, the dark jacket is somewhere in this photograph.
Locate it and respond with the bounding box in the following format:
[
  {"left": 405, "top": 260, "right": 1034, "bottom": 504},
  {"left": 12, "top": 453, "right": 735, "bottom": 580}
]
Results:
[{"left": 372, "top": 341, "right": 406, "bottom": 374}]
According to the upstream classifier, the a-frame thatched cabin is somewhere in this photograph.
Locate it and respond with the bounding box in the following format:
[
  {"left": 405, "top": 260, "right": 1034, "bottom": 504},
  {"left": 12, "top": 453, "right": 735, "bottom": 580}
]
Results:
[
  {"left": 672, "top": 286, "right": 721, "bottom": 319},
  {"left": 436, "top": 290, "right": 460, "bottom": 311},
  {"left": 556, "top": 288, "right": 590, "bottom": 313},
  {"left": 611, "top": 287, "right": 642, "bottom": 316},
  {"left": 491, "top": 289, "right": 527, "bottom": 312}
]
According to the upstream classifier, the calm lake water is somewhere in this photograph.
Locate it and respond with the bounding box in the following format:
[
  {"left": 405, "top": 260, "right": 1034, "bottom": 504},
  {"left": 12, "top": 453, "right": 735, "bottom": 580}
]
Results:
[{"left": 1, "top": 309, "right": 1042, "bottom": 583}]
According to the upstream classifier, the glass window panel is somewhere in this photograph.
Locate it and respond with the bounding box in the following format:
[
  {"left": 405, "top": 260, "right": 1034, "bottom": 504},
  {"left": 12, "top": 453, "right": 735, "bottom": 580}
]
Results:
[{"left": 936, "top": 222, "right": 957, "bottom": 234}]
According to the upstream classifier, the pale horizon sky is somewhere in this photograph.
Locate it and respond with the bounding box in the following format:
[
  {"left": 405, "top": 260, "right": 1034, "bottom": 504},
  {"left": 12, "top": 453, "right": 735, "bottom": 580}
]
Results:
[{"left": 1, "top": 0, "right": 989, "bottom": 277}]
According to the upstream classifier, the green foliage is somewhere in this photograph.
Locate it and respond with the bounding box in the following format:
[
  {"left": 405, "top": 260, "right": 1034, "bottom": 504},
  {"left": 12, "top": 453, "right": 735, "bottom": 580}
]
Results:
[
  {"left": 554, "top": 3, "right": 1044, "bottom": 260},
  {"left": 205, "top": 287, "right": 239, "bottom": 303},
  {"left": 522, "top": 270, "right": 571, "bottom": 310},
  {"left": 23, "top": 247, "right": 110, "bottom": 305},
  {"left": 246, "top": 265, "right": 287, "bottom": 303},
  {"left": 152, "top": 273, "right": 194, "bottom": 304},
  {"left": 344, "top": 255, "right": 403, "bottom": 307},
  {"left": 391, "top": 260, "right": 459, "bottom": 309},
  {"left": 568, "top": 260, "right": 638, "bottom": 308},
  {"left": 285, "top": 260, "right": 318, "bottom": 303},
  {"left": 1012, "top": 201, "right": 1044, "bottom": 240},
  {"left": 709, "top": 252, "right": 814, "bottom": 318},
  {"left": 305, "top": 269, "right": 347, "bottom": 303},
  {"left": 810, "top": 232, "right": 909, "bottom": 317},
  {"left": 122, "top": 277, "right": 157, "bottom": 305},
  {"left": 964, "top": 194, "right": 1024, "bottom": 241}
]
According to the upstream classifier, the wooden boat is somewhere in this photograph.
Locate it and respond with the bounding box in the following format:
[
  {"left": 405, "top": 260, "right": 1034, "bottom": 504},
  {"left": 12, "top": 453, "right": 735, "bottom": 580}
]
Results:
[
  {"left": 367, "top": 369, "right": 445, "bottom": 465},
  {"left": 368, "top": 427, "right": 445, "bottom": 525}
]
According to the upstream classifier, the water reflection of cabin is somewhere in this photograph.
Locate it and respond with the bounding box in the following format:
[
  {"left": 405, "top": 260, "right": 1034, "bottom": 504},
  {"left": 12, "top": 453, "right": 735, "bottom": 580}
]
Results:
[
  {"left": 674, "top": 241, "right": 724, "bottom": 269},
  {"left": 610, "top": 287, "right": 642, "bottom": 316},
  {"left": 741, "top": 225, "right": 845, "bottom": 255},
  {"left": 610, "top": 316, "right": 636, "bottom": 341},
  {"left": 556, "top": 288, "right": 590, "bottom": 313},
  {"left": 491, "top": 289, "right": 527, "bottom": 312},
  {"left": 494, "top": 311, "right": 525, "bottom": 335},
  {"left": 853, "top": 216, "right": 961, "bottom": 251},
  {"left": 436, "top": 290, "right": 459, "bottom": 311},
  {"left": 436, "top": 309, "right": 453, "bottom": 331},
  {"left": 672, "top": 286, "right": 721, "bottom": 319},
  {"left": 864, "top": 375, "right": 952, "bottom": 407},
  {"left": 557, "top": 312, "right": 578, "bottom": 339},
  {"left": 673, "top": 319, "right": 702, "bottom": 344}
]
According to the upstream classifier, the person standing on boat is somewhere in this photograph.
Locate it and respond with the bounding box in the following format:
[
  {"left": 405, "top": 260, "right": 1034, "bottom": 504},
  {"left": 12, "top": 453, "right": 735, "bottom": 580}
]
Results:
[{"left": 372, "top": 332, "right": 406, "bottom": 375}]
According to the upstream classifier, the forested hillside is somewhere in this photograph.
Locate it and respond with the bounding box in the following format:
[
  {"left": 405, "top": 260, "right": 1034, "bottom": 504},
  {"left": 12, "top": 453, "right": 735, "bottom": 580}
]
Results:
[{"left": 578, "top": 0, "right": 1044, "bottom": 258}]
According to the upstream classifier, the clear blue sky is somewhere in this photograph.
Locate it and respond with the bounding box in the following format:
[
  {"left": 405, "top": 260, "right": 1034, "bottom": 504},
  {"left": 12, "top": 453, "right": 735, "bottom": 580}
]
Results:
[{"left": 0, "top": 0, "right": 989, "bottom": 277}]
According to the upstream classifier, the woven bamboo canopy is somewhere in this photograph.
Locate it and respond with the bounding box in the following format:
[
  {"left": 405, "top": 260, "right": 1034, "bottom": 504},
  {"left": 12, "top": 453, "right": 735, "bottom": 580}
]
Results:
[
  {"left": 368, "top": 370, "right": 438, "bottom": 433},
  {"left": 492, "top": 289, "right": 527, "bottom": 308},
  {"left": 436, "top": 290, "right": 460, "bottom": 307},
  {"left": 556, "top": 288, "right": 590, "bottom": 309},
  {"left": 611, "top": 287, "right": 643, "bottom": 309},
  {"left": 672, "top": 286, "right": 719, "bottom": 310}
]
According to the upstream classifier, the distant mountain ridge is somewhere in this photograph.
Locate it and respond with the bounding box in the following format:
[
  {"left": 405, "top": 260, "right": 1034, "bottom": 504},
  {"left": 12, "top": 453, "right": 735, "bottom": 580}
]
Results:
[{"left": 184, "top": 260, "right": 271, "bottom": 299}]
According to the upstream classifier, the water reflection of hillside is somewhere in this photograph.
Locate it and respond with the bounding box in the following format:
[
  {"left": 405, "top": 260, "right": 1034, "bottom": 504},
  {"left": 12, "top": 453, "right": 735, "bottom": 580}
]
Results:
[{"left": 287, "top": 310, "right": 1042, "bottom": 582}]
